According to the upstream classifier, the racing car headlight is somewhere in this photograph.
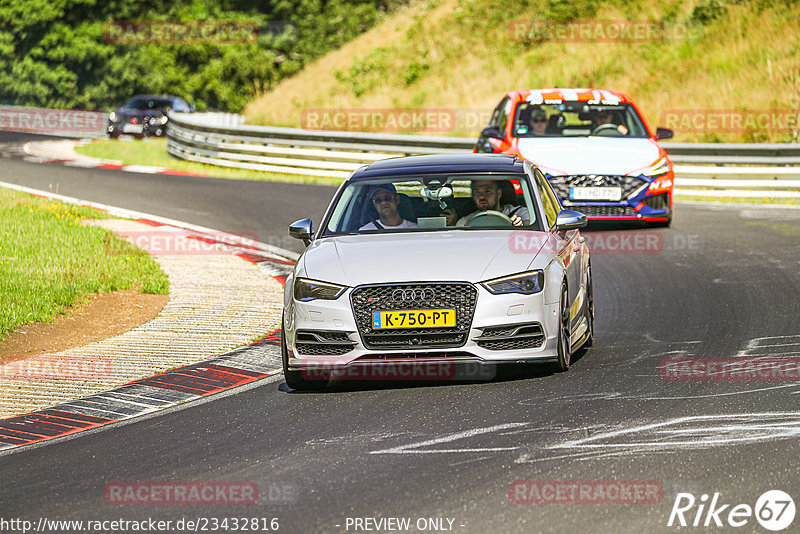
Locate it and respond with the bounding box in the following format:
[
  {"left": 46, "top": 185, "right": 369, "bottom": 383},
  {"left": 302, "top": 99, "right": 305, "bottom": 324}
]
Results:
[
  {"left": 159, "top": 115, "right": 168, "bottom": 124},
  {"left": 109, "top": 111, "right": 117, "bottom": 122},
  {"left": 641, "top": 157, "right": 670, "bottom": 177},
  {"left": 481, "top": 270, "right": 544, "bottom": 295},
  {"left": 293, "top": 278, "right": 347, "bottom": 302}
]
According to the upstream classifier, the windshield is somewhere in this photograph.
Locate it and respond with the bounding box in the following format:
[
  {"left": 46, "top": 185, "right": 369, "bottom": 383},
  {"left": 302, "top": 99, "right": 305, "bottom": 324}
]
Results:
[
  {"left": 512, "top": 101, "right": 648, "bottom": 138},
  {"left": 322, "top": 173, "right": 542, "bottom": 236},
  {"left": 125, "top": 98, "right": 175, "bottom": 111}
]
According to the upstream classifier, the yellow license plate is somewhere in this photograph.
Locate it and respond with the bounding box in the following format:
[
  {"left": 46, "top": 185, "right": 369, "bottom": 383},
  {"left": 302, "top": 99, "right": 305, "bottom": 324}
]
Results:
[{"left": 372, "top": 309, "right": 456, "bottom": 329}]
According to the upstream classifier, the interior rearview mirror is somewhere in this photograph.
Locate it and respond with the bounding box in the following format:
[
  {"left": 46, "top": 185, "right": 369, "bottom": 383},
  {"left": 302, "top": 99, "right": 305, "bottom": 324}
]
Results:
[{"left": 420, "top": 186, "right": 453, "bottom": 209}]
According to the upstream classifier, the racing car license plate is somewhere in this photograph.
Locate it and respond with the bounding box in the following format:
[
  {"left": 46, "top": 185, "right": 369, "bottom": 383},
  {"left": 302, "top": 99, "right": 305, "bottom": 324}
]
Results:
[
  {"left": 122, "top": 123, "right": 144, "bottom": 134},
  {"left": 372, "top": 309, "right": 456, "bottom": 329},
  {"left": 569, "top": 186, "right": 622, "bottom": 201}
]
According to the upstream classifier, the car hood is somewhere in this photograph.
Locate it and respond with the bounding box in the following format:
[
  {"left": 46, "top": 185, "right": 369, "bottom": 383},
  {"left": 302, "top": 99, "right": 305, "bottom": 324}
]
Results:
[
  {"left": 115, "top": 107, "right": 164, "bottom": 118},
  {"left": 516, "top": 137, "right": 661, "bottom": 175},
  {"left": 300, "top": 231, "right": 552, "bottom": 286}
]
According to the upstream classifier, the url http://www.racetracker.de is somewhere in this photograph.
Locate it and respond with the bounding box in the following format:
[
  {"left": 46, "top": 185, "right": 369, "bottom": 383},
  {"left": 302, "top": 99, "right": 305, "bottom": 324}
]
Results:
[{"left": 0, "top": 516, "right": 282, "bottom": 533}]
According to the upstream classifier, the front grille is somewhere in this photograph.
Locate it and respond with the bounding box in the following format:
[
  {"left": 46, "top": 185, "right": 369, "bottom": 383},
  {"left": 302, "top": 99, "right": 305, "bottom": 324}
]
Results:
[
  {"left": 548, "top": 175, "right": 646, "bottom": 200},
  {"left": 572, "top": 205, "right": 636, "bottom": 216},
  {"left": 350, "top": 283, "right": 478, "bottom": 349},
  {"left": 295, "top": 330, "right": 356, "bottom": 356},
  {"left": 642, "top": 192, "right": 669, "bottom": 211},
  {"left": 475, "top": 323, "right": 544, "bottom": 351}
]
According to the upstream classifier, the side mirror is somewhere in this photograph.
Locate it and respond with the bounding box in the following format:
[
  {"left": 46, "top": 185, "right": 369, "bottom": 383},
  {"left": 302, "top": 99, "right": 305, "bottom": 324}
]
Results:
[
  {"left": 655, "top": 127, "right": 674, "bottom": 140},
  {"left": 480, "top": 125, "right": 503, "bottom": 139},
  {"left": 289, "top": 218, "right": 314, "bottom": 246},
  {"left": 555, "top": 209, "right": 587, "bottom": 231}
]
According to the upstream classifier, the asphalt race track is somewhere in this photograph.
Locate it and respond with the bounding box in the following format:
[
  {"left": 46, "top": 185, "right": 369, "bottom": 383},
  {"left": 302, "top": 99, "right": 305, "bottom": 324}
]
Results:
[
  {"left": 0, "top": 132, "right": 338, "bottom": 254},
  {"left": 1, "top": 136, "right": 800, "bottom": 533}
]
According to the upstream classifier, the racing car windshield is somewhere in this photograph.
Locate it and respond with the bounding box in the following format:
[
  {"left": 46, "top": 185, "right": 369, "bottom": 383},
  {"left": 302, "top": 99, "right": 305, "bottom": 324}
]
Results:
[
  {"left": 321, "top": 174, "right": 542, "bottom": 236},
  {"left": 125, "top": 98, "right": 175, "bottom": 111},
  {"left": 512, "top": 101, "right": 649, "bottom": 138}
]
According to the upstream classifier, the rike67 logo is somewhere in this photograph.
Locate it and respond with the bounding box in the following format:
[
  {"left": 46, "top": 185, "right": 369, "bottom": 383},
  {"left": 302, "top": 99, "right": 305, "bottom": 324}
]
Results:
[{"left": 668, "top": 490, "right": 795, "bottom": 531}]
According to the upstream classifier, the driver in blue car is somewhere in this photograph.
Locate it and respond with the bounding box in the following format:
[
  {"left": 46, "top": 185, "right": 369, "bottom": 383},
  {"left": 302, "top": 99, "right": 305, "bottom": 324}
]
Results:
[
  {"left": 456, "top": 180, "right": 529, "bottom": 226},
  {"left": 359, "top": 184, "right": 418, "bottom": 231}
]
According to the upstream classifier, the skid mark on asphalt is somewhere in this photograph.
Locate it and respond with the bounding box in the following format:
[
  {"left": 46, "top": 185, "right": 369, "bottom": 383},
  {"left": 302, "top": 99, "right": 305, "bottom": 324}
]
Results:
[
  {"left": 515, "top": 411, "right": 800, "bottom": 464},
  {"left": 305, "top": 430, "right": 415, "bottom": 447},
  {"left": 369, "top": 423, "right": 529, "bottom": 455},
  {"left": 646, "top": 383, "right": 800, "bottom": 400},
  {"left": 735, "top": 335, "right": 800, "bottom": 357}
]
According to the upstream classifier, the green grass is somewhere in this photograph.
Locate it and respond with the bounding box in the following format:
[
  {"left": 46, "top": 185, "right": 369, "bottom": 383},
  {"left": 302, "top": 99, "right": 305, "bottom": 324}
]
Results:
[
  {"left": 74, "top": 138, "right": 343, "bottom": 185},
  {"left": 0, "top": 188, "right": 169, "bottom": 337}
]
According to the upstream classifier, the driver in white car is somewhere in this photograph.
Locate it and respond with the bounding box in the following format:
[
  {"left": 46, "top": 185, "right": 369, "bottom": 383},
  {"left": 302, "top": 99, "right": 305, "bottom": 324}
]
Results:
[
  {"left": 592, "top": 110, "right": 628, "bottom": 135},
  {"left": 456, "top": 180, "right": 529, "bottom": 227}
]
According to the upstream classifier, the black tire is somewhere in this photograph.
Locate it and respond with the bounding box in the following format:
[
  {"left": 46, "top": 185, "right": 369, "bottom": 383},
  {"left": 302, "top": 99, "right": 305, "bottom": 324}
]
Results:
[
  {"left": 553, "top": 283, "right": 571, "bottom": 372},
  {"left": 584, "top": 264, "right": 594, "bottom": 348},
  {"left": 281, "top": 321, "right": 323, "bottom": 391}
]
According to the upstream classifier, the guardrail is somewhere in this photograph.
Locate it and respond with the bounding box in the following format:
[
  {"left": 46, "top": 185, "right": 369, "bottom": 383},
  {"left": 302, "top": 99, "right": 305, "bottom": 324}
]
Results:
[{"left": 166, "top": 112, "right": 800, "bottom": 197}]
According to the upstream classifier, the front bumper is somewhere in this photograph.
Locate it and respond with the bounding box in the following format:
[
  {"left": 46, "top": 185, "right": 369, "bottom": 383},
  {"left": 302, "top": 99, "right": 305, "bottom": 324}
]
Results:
[
  {"left": 548, "top": 173, "right": 673, "bottom": 221},
  {"left": 561, "top": 191, "right": 671, "bottom": 222},
  {"left": 107, "top": 118, "right": 167, "bottom": 137},
  {"left": 284, "top": 284, "right": 561, "bottom": 372}
]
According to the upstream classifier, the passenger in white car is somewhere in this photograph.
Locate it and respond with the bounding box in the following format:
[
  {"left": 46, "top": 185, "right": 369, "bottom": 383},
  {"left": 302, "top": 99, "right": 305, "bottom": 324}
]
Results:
[{"left": 359, "top": 184, "right": 418, "bottom": 231}]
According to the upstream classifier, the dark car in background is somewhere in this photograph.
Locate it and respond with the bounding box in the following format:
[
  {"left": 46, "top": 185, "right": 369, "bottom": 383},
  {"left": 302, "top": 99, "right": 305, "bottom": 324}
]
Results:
[{"left": 107, "top": 95, "right": 193, "bottom": 138}]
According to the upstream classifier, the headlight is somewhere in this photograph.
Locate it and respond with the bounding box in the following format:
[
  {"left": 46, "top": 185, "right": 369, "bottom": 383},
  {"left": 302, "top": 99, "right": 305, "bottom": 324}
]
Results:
[
  {"left": 160, "top": 115, "right": 168, "bottom": 124},
  {"left": 481, "top": 270, "right": 544, "bottom": 295},
  {"left": 641, "top": 157, "right": 670, "bottom": 177},
  {"left": 293, "top": 278, "right": 347, "bottom": 302},
  {"left": 109, "top": 111, "right": 117, "bottom": 122}
]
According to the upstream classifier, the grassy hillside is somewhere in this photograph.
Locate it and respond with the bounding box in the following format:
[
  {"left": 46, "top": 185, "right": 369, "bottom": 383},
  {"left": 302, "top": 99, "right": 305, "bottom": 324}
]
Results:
[{"left": 244, "top": 0, "right": 800, "bottom": 142}]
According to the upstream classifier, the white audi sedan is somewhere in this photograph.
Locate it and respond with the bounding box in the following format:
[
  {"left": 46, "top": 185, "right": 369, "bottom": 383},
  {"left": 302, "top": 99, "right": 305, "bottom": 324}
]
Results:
[{"left": 282, "top": 154, "right": 592, "bottom": 389}]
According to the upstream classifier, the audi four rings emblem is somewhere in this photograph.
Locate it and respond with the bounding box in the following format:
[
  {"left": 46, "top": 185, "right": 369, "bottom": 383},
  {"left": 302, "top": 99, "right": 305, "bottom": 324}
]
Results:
[{"left": 392, "top": 288, "right": 435, "bottom": 303}]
